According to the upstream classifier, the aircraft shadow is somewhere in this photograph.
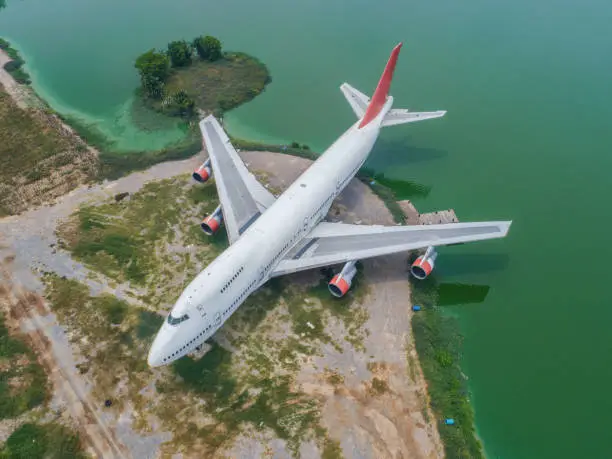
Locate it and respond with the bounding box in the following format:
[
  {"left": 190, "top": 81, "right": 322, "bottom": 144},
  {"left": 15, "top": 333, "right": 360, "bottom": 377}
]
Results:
[
  {"left": 367, "top": 138, "right": 448, "bottom": 170},
  {"left": 435, "top": 252, "right": 510, "bottom": 277}
]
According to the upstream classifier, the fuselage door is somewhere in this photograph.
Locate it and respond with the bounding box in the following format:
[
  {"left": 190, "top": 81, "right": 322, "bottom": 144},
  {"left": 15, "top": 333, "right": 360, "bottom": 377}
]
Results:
[{"left": 196, "top": 304, "right": 207, "bottom": 319}]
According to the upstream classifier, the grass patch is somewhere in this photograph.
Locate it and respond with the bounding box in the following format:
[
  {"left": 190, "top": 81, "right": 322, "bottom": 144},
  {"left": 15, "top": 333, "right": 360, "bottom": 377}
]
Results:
[
  {"left": 42, "top": 274, "right": 161, "bottom": 409},
  {"left": 0, "top": 314, "right": 48, "bottom": 420},
  {"left": 0, "top": 421, "right": 86, "bottom": 459},
  {"left": 321, "top": 437, "right": 344, "bottom": 459},
  {"left": 368, "top": 377, "right": 390, "bottom": 395},
  {"left": 307, "top": 265, "right": 370, "bottom": 351},
  {"left": 0, "top": 87, "right": 70, "bottom": 181},
  {"left": 409, "top": 268, "right": 484, "bottom": 459},
  {"left": 324, "top": 368, "right": 345, "bottom": 387},
  {"left": 229, "top": 135, "right": 318, "bottom": 160},
  {"left": 0, "top": 85, "right": 96, "bottom": 216},
  {"left": 57, "top": 175, "right": 226, "bottom": 303},
  {"left": 149, "top": 52, "right": 270, "bottom": 117}
]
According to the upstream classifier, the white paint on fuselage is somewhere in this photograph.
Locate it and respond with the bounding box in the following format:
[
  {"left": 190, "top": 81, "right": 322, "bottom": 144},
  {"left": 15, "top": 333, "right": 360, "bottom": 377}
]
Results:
[{"left": 147, "top": 98, "right": 393, "bottom": 367}]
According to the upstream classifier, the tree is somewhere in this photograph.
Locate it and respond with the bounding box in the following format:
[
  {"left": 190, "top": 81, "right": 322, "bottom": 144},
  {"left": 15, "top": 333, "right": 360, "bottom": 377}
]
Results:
[
  {"left": 135, "top": 49, "right": 170, "bottom": 98},
  {"left": 193, "top": 35, "right": 223, "bottom": 61},
  {"left": 141, "top": 74, "right": 165, "bottom": 99},
  {"left": 167, "top": 40, "right": 192, "bottom": 68}
]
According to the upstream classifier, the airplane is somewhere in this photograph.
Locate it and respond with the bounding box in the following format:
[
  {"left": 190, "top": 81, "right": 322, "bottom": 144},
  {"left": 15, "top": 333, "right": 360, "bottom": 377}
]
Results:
[{"left": 147, "top": 42, "right": 512, "bottom": 367}]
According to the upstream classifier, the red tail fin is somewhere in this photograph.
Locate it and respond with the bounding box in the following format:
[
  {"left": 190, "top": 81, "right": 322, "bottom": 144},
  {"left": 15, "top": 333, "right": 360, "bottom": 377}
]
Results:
[{"left": 358, "top": 43, "right": 403, "bottom": 128}]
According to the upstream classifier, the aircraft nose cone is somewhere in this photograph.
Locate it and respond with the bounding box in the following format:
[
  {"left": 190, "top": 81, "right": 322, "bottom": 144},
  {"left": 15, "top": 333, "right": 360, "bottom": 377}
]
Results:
[
  {"left": 147, "top": 332, "right": 166, "bottom": 367},
  {"left": 147, "top": 347, "right": 163, "bottom": 367}
]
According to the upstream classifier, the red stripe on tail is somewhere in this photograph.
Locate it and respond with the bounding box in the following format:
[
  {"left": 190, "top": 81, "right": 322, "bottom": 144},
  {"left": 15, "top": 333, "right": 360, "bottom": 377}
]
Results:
[{"left": 358, "top": 43, "right": 403, "bottom": 129}]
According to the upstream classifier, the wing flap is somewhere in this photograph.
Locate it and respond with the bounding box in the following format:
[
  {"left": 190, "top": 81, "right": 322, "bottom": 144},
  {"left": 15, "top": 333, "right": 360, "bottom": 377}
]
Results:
[{"left": 272, "top": 220, "right": 511, "bottom": 276}]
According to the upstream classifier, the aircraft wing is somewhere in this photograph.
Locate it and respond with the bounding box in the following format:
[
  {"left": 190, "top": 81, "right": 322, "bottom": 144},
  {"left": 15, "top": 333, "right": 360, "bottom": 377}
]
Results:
[
  {"left": 199, "top": 116, "right": 276, "bottom": 244},
  {"left": 271, "top": 220, "right": 511, "bottom": 276}
]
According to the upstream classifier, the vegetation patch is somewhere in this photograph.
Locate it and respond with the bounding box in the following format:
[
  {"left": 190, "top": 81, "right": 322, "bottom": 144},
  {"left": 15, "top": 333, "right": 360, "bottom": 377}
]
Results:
[
  {"left": 0, "top": 38, "right": 31, "bottom": 84},
  {"left": 324, "top": 368, "right": 345, "bottom": 387},
  {"left": 409, "top": 264, "right": 484, "bottom": 459},
  {"left": 0, "top": 421, "right": 86, "bottom": 459},
  {"left": 0, "top": 86, "right": 97, "bottom": 216},
  {"left": 135, "top": 34, "right": 270, "bottom": 120},
  {"left": 42, "top": 274, "right": 161, "bottom": 408},
  {"left": 306, "top": 265, "right": 370, "bottom": 351},
  {"left": 56, "top": 175, "right": 227, "bottom": 307},
  {"left": 0, "top": 314, "right": 48, "bottom": 420}
]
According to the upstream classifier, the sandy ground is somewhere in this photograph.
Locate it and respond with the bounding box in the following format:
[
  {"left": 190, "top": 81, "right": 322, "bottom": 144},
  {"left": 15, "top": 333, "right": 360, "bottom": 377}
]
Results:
[
  {"left": 0, "top": 151, "right": 443, "bottom": 458},
  {"left": 239, "top": 153, "right": 443, "bottom": 459}
]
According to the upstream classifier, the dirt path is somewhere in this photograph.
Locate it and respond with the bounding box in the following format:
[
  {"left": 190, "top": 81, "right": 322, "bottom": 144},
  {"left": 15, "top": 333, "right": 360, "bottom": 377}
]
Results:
[{"left": 0, "top": 259, "right": 128, "bottom": 458}]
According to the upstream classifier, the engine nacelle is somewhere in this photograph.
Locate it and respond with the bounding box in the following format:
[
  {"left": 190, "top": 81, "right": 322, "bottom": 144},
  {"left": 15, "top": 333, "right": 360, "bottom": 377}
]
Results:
[
  {"left": 410, "top": 246, "right": 437, "bottom": 280},
  {"left": 328, "top": 261, "right": 357, "bottom": 298},
  {"left": 201, "top": 205, "right": 223, "bottom": 235},
  {"left": 193, "top": 159, "right": 212, "bottom": 183}
]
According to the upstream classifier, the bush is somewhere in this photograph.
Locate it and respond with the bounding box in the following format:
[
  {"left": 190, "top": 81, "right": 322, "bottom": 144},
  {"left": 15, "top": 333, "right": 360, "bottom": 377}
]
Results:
[
  {"left": 135, "top": 49, "right": 170, "bottom": 98},
  {"left": 193, "top": 35, "right": 223, "bottom": 61},
  {"left": 0, "top": 38, "right": 31, "bottom": 85},
  {"left": 167, "top": 40, "right": 192, "bottom": 68},
  {"left": 164, "top": 90, "right": 196, "bottom": 118}
]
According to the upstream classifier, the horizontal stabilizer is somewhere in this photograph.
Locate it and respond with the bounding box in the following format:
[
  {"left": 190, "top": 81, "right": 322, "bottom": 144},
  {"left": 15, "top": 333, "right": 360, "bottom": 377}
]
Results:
[
  {"left": 381, "top": 108, "right": 447, "bottom": 127},
  {"left": 340, "top": 83, "right": 370, "bottom": 118}
]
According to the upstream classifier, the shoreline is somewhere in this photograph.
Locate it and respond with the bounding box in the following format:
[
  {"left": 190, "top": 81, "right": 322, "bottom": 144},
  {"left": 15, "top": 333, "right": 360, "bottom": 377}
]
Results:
[
  {"left": 0, "top": 38, "right": 483, "bottom": 457},
  {"left": 0, "top": 46, "right": 32, "bottom": 109}
]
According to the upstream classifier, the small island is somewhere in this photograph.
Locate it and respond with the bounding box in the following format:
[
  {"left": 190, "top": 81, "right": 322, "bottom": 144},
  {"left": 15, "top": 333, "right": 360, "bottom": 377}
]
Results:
[{"left": 134, "top": 35, "right": 271, "bottom": 119}]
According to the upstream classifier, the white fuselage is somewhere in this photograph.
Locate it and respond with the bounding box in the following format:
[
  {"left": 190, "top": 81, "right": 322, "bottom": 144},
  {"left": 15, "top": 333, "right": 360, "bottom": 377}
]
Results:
[{"left": 147, "top": 98, "right": 393, "bottom": 367}]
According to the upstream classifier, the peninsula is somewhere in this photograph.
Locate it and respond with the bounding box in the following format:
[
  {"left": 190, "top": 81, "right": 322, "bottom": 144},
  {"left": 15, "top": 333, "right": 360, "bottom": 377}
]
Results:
[{"left": 0, "top": 36, "right": 484, "bottom": 458}]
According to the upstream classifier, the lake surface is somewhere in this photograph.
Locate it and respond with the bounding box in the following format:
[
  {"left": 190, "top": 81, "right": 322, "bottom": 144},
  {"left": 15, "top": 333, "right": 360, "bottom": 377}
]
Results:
[{"left": 2, "top": 0, "right": 612, "bottom": 457}]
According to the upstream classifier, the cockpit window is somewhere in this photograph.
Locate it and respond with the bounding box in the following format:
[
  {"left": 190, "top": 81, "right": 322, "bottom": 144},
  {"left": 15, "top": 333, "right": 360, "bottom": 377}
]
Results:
[{"left": 167, "top": 312, "right": 189, "bottom": 326}]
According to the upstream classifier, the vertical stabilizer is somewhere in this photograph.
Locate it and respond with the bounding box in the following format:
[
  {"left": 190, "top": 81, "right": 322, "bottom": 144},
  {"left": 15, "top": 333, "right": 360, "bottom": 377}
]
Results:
[{"left": 358, "top": 43, "right": 403, "bottom": 128}]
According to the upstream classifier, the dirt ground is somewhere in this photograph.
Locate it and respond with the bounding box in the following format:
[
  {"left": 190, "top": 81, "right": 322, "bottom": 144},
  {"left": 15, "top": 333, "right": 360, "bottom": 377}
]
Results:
[{"left": 0, "top": 151, "right": 443, "bottom": 458}]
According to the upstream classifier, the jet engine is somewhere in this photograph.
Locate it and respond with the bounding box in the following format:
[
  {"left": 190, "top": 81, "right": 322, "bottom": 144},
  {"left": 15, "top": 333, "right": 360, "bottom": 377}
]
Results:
[
  {"left": 201, "top": 205, "right": 223, "bottom": 235},
  {"left": 328, "top": 261, "right": 357, "bottom": 298},
  {"left": 410, "top": 246, "right": 437, "bottom": 280},
  {"left": 193, "top": 159, "right": 212, "bottom": 183}
]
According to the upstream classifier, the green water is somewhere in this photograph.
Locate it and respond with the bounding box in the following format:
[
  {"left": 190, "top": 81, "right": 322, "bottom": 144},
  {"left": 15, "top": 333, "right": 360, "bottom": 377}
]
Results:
[{"left": 2, "top": 0, "right": 612, "bottom": 457}]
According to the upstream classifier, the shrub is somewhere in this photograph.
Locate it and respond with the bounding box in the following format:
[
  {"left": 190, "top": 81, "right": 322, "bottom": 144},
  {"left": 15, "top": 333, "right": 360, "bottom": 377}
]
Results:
[
  {"left": 193, "top": 35, "right": 223, "bottom": 61},
  {"left": 167, "top": 40, "right": 192, "bottom": 68}
]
